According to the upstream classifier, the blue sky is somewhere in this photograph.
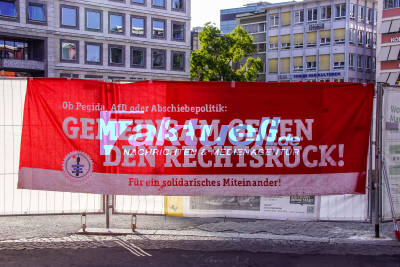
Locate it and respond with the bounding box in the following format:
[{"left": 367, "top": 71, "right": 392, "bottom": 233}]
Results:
[{"left": 191, "top": 0, "right": 286, "bottom": 29}]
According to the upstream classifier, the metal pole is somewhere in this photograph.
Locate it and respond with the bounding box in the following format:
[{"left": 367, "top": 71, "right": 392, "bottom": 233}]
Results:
[
  {"left": 106, "top": 194, "right": 110, "bottom": 229},
  {"left": 374, "top": 83, "right": 383, "bottom": 238}
]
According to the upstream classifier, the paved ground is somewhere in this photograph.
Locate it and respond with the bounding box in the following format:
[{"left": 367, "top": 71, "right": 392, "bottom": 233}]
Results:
[
  {"left": 0, "top": 214, "right": 399, "bottom": 266},
  {"left": 2, "top": 247, "right": 400, "bottom": 267}
]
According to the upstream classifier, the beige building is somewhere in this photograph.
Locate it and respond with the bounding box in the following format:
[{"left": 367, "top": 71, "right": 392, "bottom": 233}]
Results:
[
  {"left": 237, "top": 0, "right": 377, "bottom": 83},
  {"left": 0, "top": 0, "right": 191, "bottom": 80}
]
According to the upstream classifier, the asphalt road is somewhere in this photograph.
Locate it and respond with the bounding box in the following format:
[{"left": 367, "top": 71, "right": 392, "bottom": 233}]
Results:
[{"left": 1, "top": 247, "right": 400, "bottom": 267}]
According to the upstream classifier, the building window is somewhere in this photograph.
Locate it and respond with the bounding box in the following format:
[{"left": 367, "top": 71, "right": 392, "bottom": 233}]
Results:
[
  {"left": 320, "top": 6, "right": 331, "bottom": 20},
  {"left": 85, "top": 9, "right": 102, "bottom": 31},
  {"left": 85, "top": 42, "right": 102, "bottom": 65},
  {"left": 171, "top": 51, "right": 185, "bottom": 71},
  {"left": 269, "top": 14, "right": 279, "bottom": 27},
  {"left": 335, "top": 4, "right": 346, "bottom": 18},
  {"left": 60, "top": 73, "right": 79, "bottom": 78},
  {"left": 349, "top": 28, "right": 357, "bottom": 44},
  {"left": 366, "top": 8, "right": 372, "bottom": 24},
  {"left": 109, "top": 13, "right": 124, "bottom": 34},
  {"left": 27, "top": 2, "right": 46, "bottom": 23},
  {"left": 269, "top": 43, "right": 278, "bottom": 50},
  {"left": 334, "top": 61, "right": 345, "bottom": 69},
  {"left": 60, "top": 5, "right": 78, "bottom": 29},
  {"left": 320, "top": 37, "right": 330, "bottom": 45},
  {"left": 358, "top": 30, "right": 364, "bottom": 46},
  {"left": 0, "top": 40, "right": 29, "bottom": 60},
  {"left": 172, "top": 21, "right": 185, "bottom": 41},
  {"left": 307, "top": 8, "right": 317, "bottom": 22},
  {"left": 349, "top": 4, "right": 356, "bottom": 19},
  {"left": 349, "top": 53, "right": 354, "bottom": 69},
  {"left": 109, "top": 45, "right": 124, "bottom": 66},
  {"left": 131, "top": 15, "right": 146, "bottom": 37},
  {"left": 358, "top": 55, "right": 363, "bottom": 69},
  {"left": 306, "top": 61, "right": 316, "bottom": 71},
  {"left": 294, "top": 10, "right": 304, "bottom": 24},
  {"left": 151, "top": 49, "right": 166, "bottom": 69},
  {"left": 257, "top": 43, "right": 266, "bottom": 53},
  {"left": 131, "top": 47, "right": 146, "bottom": 68},
  {"left": 358, "top": 6, "right": 365, "bottom": 22},
  {"left": 152, "top": 18, "right": 165, "bottom": 39},
  {"left": 152, "top": 0, "right": 165, "bottom": 8},
  {"left": 60, "top": 40, "right": 78, "bottom": 63},
  {"left": 132, "top": 0, "right": 145, "bottom": 5},
  {"left": 384, "top": 0, "right": 400, "bottom": 9},
  {"left": 366, "top": 56, "right": 371, "bottom": 70},
  {"left": 0, "top": 0, "right": 17, "bottom": 18},
  {"left": 84, "top": 74, "right": 103, "bottom": 80},
  {"left": 172, "top": 0, "right": 184, "bottom": 11}
]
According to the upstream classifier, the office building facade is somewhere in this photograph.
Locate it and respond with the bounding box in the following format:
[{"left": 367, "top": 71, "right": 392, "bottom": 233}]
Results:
[
  {"left": 220, "top": 2, "right": 272, "bottom": 34},
  {"left": 237, "top": 0, "right": 377, "bottom": 83},
  {"left": 377, "top": 0, "right": 400, "bottom": 85},
  {"left": 0, "top": 0, "right": 191, "bottom": 80}
]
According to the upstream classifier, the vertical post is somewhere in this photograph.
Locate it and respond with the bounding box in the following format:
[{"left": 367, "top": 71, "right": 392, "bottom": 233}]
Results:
[
  {"left": 374, "top": 83, "right": 383, "bottom": 238},
  {"left": 106, "top": 194, "right": 110, "bottom": 229}
]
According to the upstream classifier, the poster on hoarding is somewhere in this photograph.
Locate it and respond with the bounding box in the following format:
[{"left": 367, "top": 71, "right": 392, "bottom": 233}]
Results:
[
  {"left": 383, "top": 88, "right": 400, "bottom": 220},
  {"left": 18, "top": 79, "right": 373, "bottom": 196}
]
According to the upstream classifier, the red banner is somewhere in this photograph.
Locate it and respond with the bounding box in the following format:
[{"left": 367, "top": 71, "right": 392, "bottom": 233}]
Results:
[{"left": 18, "top": 79, "right": 373, "bottom": 196}]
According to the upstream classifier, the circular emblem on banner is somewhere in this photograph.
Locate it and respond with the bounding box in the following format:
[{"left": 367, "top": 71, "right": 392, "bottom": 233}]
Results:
[{"left": 63, "top": 151, "right": 93, "bottom": 181}]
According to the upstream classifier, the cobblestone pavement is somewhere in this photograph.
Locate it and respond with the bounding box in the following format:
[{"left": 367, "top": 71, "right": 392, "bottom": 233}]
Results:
[{"left": 0, "top": 215, "right": 399, "bottom": 256}]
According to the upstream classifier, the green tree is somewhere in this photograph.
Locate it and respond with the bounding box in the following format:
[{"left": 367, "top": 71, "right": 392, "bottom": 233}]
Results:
[{"left": 191, "top": 23, "right": 263, "bottom": 82}]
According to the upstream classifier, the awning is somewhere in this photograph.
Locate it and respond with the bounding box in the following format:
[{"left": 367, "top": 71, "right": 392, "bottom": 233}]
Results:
[
  {"left": 387, "top": 72, "right": 399, "bottom": 85},
  {"left": 378, "top": 46, "right": 390, "bottom": 62},
  {"left": 388, "top": 46, "right": 400, "bottom": 61},
  {"left": 377, "top": 73, "right": 390, "bottom": 83},
  {"left": 381, "top": 21, "right": 391, "bottom": 34},
  {"left": 389, "top": 19, "right": 400, "bottom": 33}
]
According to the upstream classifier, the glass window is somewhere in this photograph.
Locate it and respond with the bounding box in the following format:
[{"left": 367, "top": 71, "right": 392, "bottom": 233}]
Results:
[
  {"left": 308, "top": 8, "right": 317, "bottom": 22},
  {"left": 0, "top": 0, "right": 16, "bottom": 18},
  {"left": 109, "top": 13, "right": 124, "bottom": 33},
  {"left": 294, "top": 10, "right": 304, "bottom": 23},
  {"left": 132, "top": 0, "right": 145, "bottom": 4},
  {"left": 350, "top": 4, "right": 356, "bottom": 19},
  {"left": 172, "top": 0, "right": 184, "bottom": 10},
  {"left": 152, "top": 49, "right": 165, "bottom": 69},
  {"left": 321, "top": 6, "right": 331, "bottom": 20},
  {"left": 28, "top": 3, "right": 45, "bottom": 22},
  {"left": 131, "top": 16, "right": 145, "bottom": 36},
  {"left": 61, "top": 6, "right": 78, "bottom": 27},
  {"left": 86, "top": 10, "right": 101, "bottom": 31},
  {"left": 61, "top": 40, "right": 78, "bottom": 62},
  {"left": 269, "top": 15, "right": 279, "bottom": 27},
  {"left": 172, "top": 51, "right": 184, "bottom": 71},
  {"left": 131, "top": 47, "right": 146, "bottom": 68},
  {"left": 335, "top": 4, "right": 346, "bottom": 18},
  {"left": 153, "top": 0, "right": 165, "bottom": 8},
  {"left": 152, "top": 19, "right": 165, "bottom": 38},
  {"left": 172, "top": 22, "right": 184, "bottom": 41},
  {"left": 86, "top": 43, "right": 101, "bottom": 64},
  {"left": 109, "top": 45, "right": 124, "bottom": 65}
]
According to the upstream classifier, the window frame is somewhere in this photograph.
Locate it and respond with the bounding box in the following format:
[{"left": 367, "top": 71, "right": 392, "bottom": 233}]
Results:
[
  {"left": 152, "top": 0, "right": 165, "bottom": 9},
  {"left": 269, "top": 14, "right": 279, "bottom": 27},
  {"left": 108, "top": 12, "right": 125, "bottom": 35},
  {"left": 60, "top": 4, "right": 79, "bottom": 29},
  {"left": 85, "top": 42, "right": 103, "bottom": 65},
  {"left": 130, "top": 15, "right": 146, "bottom": 37},
  {"left": 294, "top": 10, "right": 304, "bottom": 24},
  {"left": 306, "top": 61, "right": 316, "bottom": 70},
  {"left": 171, "top": 50, "right": 185, "bottom": 71},
  {"left": 26, "top": 0, "right": 46, "bottom": 25},
  {"left": 108, "top": 44, "right": 125, "bottom": 66},
  {"left": 130, "top": 46, "right": 146, "bottom": 68},
  {"left": 171, "top": 20, "right": 185, "bottom": 42},
  {"left": 131, "top": 0, "right": 146, "bottom": 6},
  {"left": 85, "top": 8, "right": 102, "bottom": 32},
  {"left": 320, "top": 6, "right": 331, "bottom": 20},
  {"left": 172, "top": 0, "right": 185, "bottom": 12},
  {"left": 0, "top": 0, "right": 19, "bottom": 21},
  {"left": 335, "top": 4, "right": 346, "bottom": 19},
  {"left": 307, "top": 7, "right": 318, "bottom": 22},
  {"left": 60, "top": 39, "right": 79, "bottom": 63},
  {"left": 152, "top": 18, "right": 166, "bottom": 39},
  {"left": 151, "top": 48, "right": 166, "bottom": 70}
]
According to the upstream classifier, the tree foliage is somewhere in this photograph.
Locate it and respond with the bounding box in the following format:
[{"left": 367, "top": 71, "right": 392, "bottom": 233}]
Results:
[{"left": 191, "top": 23, "right": 263, "bottom": 82}]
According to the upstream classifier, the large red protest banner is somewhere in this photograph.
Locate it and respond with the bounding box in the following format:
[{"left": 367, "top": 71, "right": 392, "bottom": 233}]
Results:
[{"left": 18, "top": 79, "right": 373, "bottom": 196}]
